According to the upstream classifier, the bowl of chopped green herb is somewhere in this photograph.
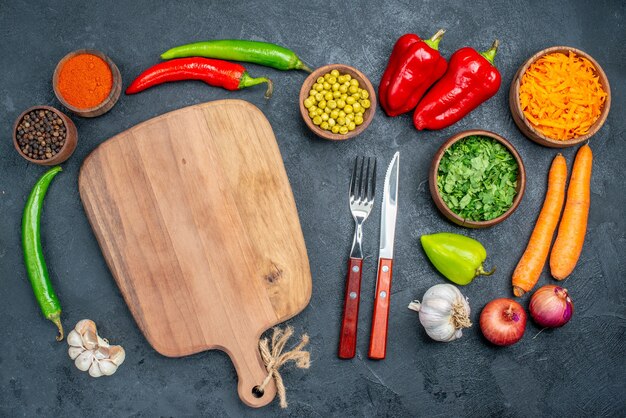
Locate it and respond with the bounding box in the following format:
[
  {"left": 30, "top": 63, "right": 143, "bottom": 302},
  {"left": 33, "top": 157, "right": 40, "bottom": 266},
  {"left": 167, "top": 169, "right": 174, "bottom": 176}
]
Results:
[{"left": 429, "top": 130, "right": 526, "bottom": 228}]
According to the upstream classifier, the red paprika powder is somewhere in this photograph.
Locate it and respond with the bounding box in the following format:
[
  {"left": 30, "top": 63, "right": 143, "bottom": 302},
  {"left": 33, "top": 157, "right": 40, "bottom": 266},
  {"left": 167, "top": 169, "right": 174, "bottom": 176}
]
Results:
[{"left": 57, "top": 54, "right": 113, "bottom": 109}]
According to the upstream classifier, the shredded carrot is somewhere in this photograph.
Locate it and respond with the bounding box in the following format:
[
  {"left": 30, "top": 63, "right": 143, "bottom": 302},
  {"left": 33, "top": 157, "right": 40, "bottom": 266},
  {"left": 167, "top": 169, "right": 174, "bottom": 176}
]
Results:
[{"left": 519, "top": 51, "right": 607, "bottom": 140}]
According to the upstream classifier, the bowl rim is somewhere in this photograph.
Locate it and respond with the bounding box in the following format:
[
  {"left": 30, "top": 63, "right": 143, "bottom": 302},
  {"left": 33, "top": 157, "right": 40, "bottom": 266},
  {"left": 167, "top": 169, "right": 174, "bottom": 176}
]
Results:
[
  {"left": 510, "top": 45, "right": 611, "bottom": 148},
  {"left": 53, "top": 48, "right": 122, "bottom": 116},
  {"left": 13, "top": 105, "right": 75, "bottom": 164},
  {"left": 298, "top": 63, "right": 376, "bottom": 141},
  {"left": 429, "top": 129, "right": 526, "bottom": 228}
]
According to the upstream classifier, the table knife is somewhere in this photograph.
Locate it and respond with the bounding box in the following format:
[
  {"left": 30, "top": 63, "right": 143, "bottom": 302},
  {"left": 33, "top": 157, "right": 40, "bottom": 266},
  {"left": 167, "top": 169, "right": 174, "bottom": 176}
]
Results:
[{"left": 368, "top": 152, "right": 399, "bottom": 360}]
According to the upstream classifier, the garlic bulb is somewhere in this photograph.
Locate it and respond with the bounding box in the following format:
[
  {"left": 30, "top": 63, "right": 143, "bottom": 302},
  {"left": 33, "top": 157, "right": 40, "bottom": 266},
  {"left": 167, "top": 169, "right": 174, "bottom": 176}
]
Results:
[
  {"left": 67, "top": 319, "right": 125, "bottom": 377},
  {"left": 408, "top": 284, "right": 472, "bottom": 342}
]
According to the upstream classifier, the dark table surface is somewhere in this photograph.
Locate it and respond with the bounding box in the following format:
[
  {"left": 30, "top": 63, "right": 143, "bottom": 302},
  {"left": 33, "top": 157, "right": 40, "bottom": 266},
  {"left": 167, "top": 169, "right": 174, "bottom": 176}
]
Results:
[{"left": 1, "top": 1, "right": 625, "bottom": 416}]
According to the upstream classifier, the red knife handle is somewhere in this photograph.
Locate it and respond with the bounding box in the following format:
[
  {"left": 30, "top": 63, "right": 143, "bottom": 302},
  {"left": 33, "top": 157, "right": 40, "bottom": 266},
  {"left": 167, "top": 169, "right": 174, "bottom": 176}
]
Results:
[
  {"left": 368, "top": 258, "right": 393, "bottom": 360},
  {"left": 338, "top": 257, "right": 363, "bottom": 359}
]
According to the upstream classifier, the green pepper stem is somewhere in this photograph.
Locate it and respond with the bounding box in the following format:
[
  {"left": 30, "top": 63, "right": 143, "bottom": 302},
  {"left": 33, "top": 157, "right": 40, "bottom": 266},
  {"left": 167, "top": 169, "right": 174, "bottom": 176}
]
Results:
[
  {"left": 476, "top": 265, "right": 496, "bottom": 277},
  {"left": 49, "top": 313, "right": 64, "bottom": 341},
  {"left": 480, "top": 39, "right": 499, "bottom": 65},
  {"left": 239, "top": 73, "right": 274, "bottom": 99},
  {"left": 424, "top": 29, "right": 446, "bottom": 50},
  {"left": 298, "top": 62, "right": 313, "bottom": 73}
]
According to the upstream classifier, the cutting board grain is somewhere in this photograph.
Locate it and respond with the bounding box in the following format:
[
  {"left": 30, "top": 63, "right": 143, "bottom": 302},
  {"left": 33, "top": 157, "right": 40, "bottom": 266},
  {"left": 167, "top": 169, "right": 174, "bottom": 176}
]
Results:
[{"left": 79, "top": 100, "right": 311, "bottom": 408}]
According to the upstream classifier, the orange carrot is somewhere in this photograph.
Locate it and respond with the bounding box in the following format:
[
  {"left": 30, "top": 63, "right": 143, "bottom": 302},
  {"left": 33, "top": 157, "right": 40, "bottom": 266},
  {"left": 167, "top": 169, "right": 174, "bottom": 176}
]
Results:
[
  {"left": 550, "top": 144, "right": 593, "bottom": 279},
  {"left": 512, "top": 154, "right": 568, "bottom": 297}
]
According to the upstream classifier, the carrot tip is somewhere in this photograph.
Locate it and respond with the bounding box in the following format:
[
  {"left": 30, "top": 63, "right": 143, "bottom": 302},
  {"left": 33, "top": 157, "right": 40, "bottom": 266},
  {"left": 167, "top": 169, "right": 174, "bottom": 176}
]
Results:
[{"left": 513, "top": 286, "right": 525, "bottom": 297}]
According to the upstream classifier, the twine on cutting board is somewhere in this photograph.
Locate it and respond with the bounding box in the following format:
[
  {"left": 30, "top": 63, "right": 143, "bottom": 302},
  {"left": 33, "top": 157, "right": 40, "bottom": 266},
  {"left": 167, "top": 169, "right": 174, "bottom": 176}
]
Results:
[{"left": 258, "top": 326, "right": 310, "bottom": 408}]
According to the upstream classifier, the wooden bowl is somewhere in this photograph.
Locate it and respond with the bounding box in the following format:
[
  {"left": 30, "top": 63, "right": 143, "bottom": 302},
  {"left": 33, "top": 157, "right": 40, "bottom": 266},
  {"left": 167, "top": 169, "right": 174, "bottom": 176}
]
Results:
[
  {"left": 509, "top": 46, "right": 611, "bottom": 148},
  {"left": 13, "top": 105, "right": 78, "bottom": 166},
  {"left": 429, "top": 130, "right": 526, "bottom": 228},
  {"left": 299, "top": 64, "right": 376, "bottom": 141},
  {"left": 53, "top": 49, "right": 122, "bottom": 118}
]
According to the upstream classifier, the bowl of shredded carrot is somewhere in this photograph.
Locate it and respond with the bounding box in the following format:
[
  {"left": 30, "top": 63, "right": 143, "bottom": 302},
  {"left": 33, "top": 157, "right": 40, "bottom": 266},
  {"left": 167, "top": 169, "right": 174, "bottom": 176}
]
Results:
[{"left": 509, "top": 46, "right": 610, "bottom": 147}]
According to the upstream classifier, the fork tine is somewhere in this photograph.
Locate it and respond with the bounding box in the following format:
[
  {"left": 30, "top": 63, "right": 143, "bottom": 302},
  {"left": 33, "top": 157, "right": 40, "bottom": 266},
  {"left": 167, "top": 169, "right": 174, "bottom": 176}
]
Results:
[
  {"left": 369, "top": 158, "right": 377, "bottom": 203},
  {"left": 358, "top": 156, "right": 367, "bottom": 200},
  {"left": 350, "top": 157, "right": 359, "bottom": 198},
  {"left": 364, "top": 157, "right": 372, "bottom": 202}
]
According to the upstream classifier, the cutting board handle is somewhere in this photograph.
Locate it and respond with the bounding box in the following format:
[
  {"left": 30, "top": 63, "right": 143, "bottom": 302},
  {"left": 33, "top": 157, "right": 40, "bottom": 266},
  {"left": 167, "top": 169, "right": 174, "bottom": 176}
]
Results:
[{"left": 226, "top": 336, "right": 277, "bottom": 408}]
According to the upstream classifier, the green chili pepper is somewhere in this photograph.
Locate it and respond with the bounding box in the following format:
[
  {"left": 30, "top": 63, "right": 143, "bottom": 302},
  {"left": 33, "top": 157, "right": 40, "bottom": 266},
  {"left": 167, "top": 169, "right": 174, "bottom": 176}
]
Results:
[
  {"left": 22, "top": 166, "right": 64, "bottom": 341},
  {"left": 420, "top": 232, "right": 495, "bottom": 285},
  {"left": 161, "top": 39, "right": 312, "bottom": 72}
]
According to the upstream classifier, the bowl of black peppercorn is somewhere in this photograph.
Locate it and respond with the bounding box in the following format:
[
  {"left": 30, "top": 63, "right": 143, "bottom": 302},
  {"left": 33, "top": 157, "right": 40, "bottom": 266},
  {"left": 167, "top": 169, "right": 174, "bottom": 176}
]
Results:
[{"left": 13, "top": 106, "right": 77, "bottom": 165}]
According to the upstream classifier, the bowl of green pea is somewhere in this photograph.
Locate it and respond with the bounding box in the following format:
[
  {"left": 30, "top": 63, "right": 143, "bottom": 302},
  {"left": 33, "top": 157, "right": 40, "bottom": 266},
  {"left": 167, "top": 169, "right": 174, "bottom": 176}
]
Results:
[{"left": 299, "top": 64, "right": 376, "bottom": 140}]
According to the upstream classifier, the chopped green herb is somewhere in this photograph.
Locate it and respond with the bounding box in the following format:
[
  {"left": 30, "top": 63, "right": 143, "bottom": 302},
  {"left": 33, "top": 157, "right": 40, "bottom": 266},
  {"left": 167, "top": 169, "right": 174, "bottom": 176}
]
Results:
[{"left": 437, "top": 135, "right": 519, "bottom": 221}]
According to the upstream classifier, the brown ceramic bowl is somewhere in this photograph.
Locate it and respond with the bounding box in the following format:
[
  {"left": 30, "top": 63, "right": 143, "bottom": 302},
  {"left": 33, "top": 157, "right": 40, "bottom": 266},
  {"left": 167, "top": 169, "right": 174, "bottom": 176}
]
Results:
[
  {"left": 13, "top": 105, "right": 78, "bottom": 166},
  {"left": 299, "top": 64, "right": 376, "bottom": 141},
  {"left": 53, "top": 49, "right": 122, "bottom": 118},
  {"left": 509, "top": 46, "right": 611, "bottom": 148},
  {"left": 429, "top": 130, "right": 526, "bottom": 229}
]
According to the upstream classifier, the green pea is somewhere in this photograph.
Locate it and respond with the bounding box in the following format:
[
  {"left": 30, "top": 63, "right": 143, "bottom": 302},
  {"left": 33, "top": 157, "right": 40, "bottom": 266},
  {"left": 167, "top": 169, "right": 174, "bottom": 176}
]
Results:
[
  {"left": 317, "top": 77, "right": 325, "bottom": 83},
  {"left": 309, "top": 112, "right": 316, "bottom": 119},
  {"left": 316, "top": 108, "right": 323, "bottom": 116},
  {"left": 318, "top": 100, "right": 327, "bottom": 109},
  {"left": 337, "top": 75, "right": 346, "bottom": 84},
  {"left": 361, "top": 99, "right": 371, "bottom": 109},
  {"left": 360, "top": 90, "right": 369, "bottom": 99},
  {"left": 352, "top": 102, "right": 362, "bottom": 113},
  {"left": 315, "top": 93, "right": 324, "bottom": 102},
  {"left": 309, "top": 89, "right": 316, "bottom": 97},
  {"left": 352, "top": 93, "right": 361, "bottom": 100},
  {"left": 321, "top": 113, "right": 329, "bottom": 121},
  {"left": 339, "top": 110, "right": 346, "bottom": 118},
  {"left": 337, "top": 117, "right": 346, "bottom": 126},
  {"left": 331, "top": 125, "right": 340, "bottom": 134},
  {"left": 328, "top": 118, "right": 336, "bottom": 127},
  {"left": 330, "top": 69, "right": 340, "bottom": 77},
  {"left": 304, "top": 98, "right": 314, "bottom": 108},
  {"left": 339, "top": 126, "right": 349, "bottom": 135},
  {"left": 315, "top": 83, "right": 324, "bottom": 92},
  {"left": 332, "top": 83, "right": 340, "bottom": 91},
  {"left": 323, "top": 82, "right": 331, "bottom": 90},
  {"left": 355, "top": 115, "right": 364, "bottom": 125},
  {"left": 324, "top": 92, "right": 333, "bottom": 101},
  {"left": 355, "top": 111, "right": 363, "bottom": 117},
  {"left": 324, "top": 107, "right": 332, "bottom": 114},
  {"left": 309, "top": 105, "right": 317, "bottom": 113},
  {"left": 340, "top": 94, "right": 348, "bottom": 101},
  {"left": 336, "top": 99, "right": 345, "bottom": 109},
  {"left": 324, "top": 73, "right": 331, "bottom": 80},
  {"left": 321, "top": 121, "right": 330, "bottom": 130},
  {"left": 348, "top": 122, "right": 356, "bottom": 131},
  {"left": 350, "top": 79, "right": 359, "bottom": 86},
  {"left": 332, "top": 91, "right": 341, "bottom": 98},
  {"left": 330, "top": 110, "right": 340, "bottom": 119},
  {"left": 349, "top": 85, "right": 358, "bottom": 94},
  {"left": 327, "top": 100, "right": 337, "bottom": 109},
  {"left": 344, "top": 105, "right": 353, "bottom": 114},
  {"left": 339, "top": 85, "right": 348, "bottom": 94},
  {"left": 313, "top": 115, "right": 322, "bottom": 125},
  {"left": 346, "top": 96, "right": 356, "bottom": 105},
  {"left": 346, "top": 113, "right": 354, "bottom": 121},
  {"left": 344, "top": 74, "right": 352, "bottom": 81},
  {"left": 328, "top": 76, "right": 337, "bottom": 84}
]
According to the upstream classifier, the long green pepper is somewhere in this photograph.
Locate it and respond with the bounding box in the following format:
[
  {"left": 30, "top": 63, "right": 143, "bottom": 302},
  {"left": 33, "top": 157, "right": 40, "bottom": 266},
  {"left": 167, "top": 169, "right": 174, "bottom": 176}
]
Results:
[
  {"left": 161, "top": 39, "right": 312, "bottom": 72},
  {"left": 22, "top": 166, "right": 64, "bottom": 341}
]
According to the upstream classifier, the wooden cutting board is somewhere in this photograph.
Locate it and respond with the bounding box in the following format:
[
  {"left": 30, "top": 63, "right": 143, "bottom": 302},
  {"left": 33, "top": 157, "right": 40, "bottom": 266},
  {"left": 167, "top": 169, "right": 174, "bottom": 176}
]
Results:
[{"left": 79, "top": 100, "right": 311, "bottom": 408}]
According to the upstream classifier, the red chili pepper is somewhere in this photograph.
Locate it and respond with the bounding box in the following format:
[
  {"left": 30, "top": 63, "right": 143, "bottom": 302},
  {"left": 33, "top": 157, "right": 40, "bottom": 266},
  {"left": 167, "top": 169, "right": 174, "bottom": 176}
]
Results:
[
  {"left": 413, "top": 40, "right": 501, "bottom": 130},
  {"left": 379, "top": 29, "right": 447, "bottom": 117},
  {"left": 125, "top": 57, "right": 273, "bottom": 98}
]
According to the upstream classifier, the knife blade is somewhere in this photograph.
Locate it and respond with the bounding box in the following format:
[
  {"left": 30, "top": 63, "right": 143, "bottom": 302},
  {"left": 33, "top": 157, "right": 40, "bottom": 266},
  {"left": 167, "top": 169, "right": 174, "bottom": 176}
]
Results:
[{"left": 368, "top": 151, "right": 399, "bottom": 359}]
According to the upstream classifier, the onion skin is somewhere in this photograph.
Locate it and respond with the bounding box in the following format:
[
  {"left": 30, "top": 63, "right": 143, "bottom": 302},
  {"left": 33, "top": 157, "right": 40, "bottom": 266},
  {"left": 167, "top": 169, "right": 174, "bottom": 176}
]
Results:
[
  {"left": 529, "top": 285, "right": 574, "bottom": 328},
  {"left": 480, "top": 298, "right": 527, "bottom": 346}
]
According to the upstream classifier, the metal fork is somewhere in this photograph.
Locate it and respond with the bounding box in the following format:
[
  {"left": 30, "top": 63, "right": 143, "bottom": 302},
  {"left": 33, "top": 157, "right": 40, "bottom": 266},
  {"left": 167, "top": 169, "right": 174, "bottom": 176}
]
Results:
[{"left": 338, "top": 156, "right": 376, "bottom": 359}]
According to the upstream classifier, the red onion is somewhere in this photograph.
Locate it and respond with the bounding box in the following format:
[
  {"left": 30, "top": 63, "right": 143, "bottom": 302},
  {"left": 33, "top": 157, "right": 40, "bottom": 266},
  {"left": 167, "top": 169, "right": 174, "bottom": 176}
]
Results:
[
  {"left": 480, "top": 298, "right": 527, "bottom": 346},
  {"left": 529, "top": 285, "right": 574, "bottom": 328}
]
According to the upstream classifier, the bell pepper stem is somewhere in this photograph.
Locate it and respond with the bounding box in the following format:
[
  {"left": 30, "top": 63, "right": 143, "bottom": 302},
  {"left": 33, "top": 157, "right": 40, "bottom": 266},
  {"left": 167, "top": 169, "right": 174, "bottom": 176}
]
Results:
[
  {"left": 480, "top": 39, "right": 499, "bottom": 65},
  {"left": 239, "top": 73, "right": 274, "bottom": 99},
  {"left": 424, "top": 29, "right": 446, "bottom": 50},
  {"left": 49, "top": 313, "right": 64, "bottom": 341},
  {"left": 476, "top": 265, "right": 496, "bottom": 277}
]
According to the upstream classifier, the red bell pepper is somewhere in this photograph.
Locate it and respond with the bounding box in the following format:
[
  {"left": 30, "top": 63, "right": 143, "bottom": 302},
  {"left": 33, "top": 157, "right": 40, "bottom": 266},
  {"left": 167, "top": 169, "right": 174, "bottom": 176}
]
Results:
[
  {"left": 126, "top": 57, "right": 273, "bottom": 98},
  {"left": 379, "top": 29, "right": 447, "bottom": 117},
  {"left": 413, "top": 40, "right": 501, "bottom": 130}
]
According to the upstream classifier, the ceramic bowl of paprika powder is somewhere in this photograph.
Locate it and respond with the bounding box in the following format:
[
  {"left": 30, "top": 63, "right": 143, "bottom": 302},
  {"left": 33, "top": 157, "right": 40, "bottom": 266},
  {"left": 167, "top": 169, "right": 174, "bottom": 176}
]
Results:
[{"left": 53, "top": 49, "right": 122, "bottom": 118}]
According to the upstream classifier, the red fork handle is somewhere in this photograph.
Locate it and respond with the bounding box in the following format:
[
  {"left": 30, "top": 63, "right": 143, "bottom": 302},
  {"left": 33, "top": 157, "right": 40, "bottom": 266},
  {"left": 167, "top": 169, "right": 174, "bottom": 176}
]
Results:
[
  {"left": 368, "top": 258, "right": 393, "bottom": 360},
  {"left": 338, "top": 257, "right": 363, "bottom": 359}
]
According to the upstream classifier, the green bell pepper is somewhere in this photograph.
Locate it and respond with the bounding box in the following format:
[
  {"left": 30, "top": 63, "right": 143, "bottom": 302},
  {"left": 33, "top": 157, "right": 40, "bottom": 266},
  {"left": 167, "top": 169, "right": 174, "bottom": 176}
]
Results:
[{"left": 421, "top": 232, "right": 495, "bottom": 285}]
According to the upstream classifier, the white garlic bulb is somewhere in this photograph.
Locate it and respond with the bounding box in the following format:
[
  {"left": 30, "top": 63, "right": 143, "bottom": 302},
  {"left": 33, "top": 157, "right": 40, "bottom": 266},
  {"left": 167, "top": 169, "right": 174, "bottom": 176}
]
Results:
[
  {"left": 67, "top": 319, "right": 125, "bottom": 377},
  {"left": 408, "top": 284, "right": 472, "bottom": 342}
]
